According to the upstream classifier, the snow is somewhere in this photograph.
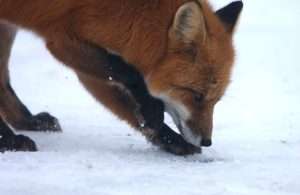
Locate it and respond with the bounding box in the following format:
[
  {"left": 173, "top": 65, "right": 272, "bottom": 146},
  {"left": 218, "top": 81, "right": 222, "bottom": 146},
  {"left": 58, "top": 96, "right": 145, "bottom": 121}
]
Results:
[{"left": 1, "top": 0, "right": 300, "bottom": 194}]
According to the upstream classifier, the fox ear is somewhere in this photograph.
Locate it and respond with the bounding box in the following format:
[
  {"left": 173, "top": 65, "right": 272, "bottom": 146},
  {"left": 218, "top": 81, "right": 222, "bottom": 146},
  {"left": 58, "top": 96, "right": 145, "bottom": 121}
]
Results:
[
  {"left": 216, "top": 1, "right": 243, "bottom": 33},
  {"left": 170, "top": 2, "right": 206, "bottom": 44}
]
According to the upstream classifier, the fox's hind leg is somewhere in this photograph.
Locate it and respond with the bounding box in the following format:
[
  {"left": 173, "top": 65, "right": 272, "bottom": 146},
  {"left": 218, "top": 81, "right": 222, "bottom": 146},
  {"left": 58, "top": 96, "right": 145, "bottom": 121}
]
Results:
[{"left": 0, "top": 22, "right": 61, "bottom": 132}]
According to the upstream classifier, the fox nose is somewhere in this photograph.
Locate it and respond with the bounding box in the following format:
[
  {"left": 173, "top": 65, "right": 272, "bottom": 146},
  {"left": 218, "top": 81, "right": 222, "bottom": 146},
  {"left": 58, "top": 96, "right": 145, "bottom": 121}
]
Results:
[{"left": 201, "top": 139, "right": 212, "bottom": 147}]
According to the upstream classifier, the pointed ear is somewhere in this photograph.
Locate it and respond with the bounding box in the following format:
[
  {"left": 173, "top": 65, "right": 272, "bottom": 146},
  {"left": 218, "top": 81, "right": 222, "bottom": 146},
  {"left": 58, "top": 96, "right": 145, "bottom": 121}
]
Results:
[
  {"left": 170, "top": 2, "right": 206, "bottom": 44},
  {"left": 216, "top": 1, "right": 243, "bottom": 33}
]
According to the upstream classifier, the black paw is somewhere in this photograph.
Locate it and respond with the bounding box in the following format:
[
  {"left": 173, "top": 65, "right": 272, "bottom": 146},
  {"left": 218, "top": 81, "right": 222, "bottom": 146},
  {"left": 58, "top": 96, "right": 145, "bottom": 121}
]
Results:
[
  {"left": 0, "top": 134, "right": 37, "bottom": 152},
  {"left": 27, "top": 112, "right": 62, "bottom": 132},
  {"left": 159, "top": 133, "right": 201, "bottom": 156},
  {"left": 153, "top": 125, "right": 201, "bottom": 156},
  {"left": 141, "top": 97, "right": 165, "bottom": 130}
]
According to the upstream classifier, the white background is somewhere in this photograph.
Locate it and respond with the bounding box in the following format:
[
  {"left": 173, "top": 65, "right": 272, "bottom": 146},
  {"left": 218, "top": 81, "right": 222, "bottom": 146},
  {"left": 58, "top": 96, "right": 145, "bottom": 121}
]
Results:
[{"left": 1, "top": 0, "right": 299, "bottom": 195}]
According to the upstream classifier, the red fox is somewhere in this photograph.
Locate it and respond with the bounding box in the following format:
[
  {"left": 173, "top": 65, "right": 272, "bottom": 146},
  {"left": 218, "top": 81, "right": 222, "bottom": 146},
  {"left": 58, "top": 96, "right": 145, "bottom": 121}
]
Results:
[{"left": 0, "top": 0, "right": 243, "bottom": 155}]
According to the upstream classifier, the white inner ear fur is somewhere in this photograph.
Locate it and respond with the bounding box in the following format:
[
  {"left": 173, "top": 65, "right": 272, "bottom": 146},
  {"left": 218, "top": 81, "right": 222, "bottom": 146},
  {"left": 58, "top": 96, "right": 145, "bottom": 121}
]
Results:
[{"left": 171, "top": 1, "right": 206, "bottom": 43}]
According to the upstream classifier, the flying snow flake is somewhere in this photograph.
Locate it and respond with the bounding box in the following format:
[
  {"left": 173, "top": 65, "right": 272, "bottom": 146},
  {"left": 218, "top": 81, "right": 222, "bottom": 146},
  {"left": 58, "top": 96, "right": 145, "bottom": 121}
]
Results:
[
  {"left": 140, "top": 122, "right": 146, "bottom": 128},
  {"left": 108, "top": 76, "right": 113, "bottom": 81}
]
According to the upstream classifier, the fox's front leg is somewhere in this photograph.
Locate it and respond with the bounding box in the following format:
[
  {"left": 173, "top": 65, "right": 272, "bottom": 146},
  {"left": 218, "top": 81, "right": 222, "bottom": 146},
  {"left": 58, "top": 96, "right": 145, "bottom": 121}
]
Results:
[
  {"left": 47, "top": 38, "right": 164, "bottom": 130},
  {"left": 77, "top": 73, "right": 200, "bottom": 155}
]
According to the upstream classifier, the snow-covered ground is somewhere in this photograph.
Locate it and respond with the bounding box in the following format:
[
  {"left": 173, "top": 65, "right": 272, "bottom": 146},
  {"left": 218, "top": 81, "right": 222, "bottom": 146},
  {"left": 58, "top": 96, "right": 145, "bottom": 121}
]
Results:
[{"left": 1, "top": 0, "right": 299, "bottom": 195}]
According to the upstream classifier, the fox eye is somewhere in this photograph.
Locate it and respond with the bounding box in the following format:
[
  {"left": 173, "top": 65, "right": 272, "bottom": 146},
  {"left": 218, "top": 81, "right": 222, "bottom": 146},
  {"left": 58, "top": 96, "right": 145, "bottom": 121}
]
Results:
[
  {"left": 174, "top": 86, "right": 205, "bottom": 104},
  {"left": 194, "top": 93, "right": 205, "bottom": 103}
]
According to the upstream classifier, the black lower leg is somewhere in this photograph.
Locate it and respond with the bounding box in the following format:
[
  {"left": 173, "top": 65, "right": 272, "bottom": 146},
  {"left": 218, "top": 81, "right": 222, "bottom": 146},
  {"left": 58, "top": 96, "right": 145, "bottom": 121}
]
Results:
[{"left": 106, "top": 54, "right": 165, "bottom": 130}]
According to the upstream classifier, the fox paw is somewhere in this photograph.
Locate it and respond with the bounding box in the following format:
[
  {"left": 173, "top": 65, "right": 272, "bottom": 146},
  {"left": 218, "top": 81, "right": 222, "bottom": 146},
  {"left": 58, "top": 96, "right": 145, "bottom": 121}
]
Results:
[
  {"left": 159, "top": 133, "right": 202, "bottom": 156},
  {"left": 26, "top": 112, "right": 62, "bottom": 132},
  {"left": 151, "top": 125, "right": 201, "bottom": 156},
  {"left": 0, "top": 134, "right": 37, "bottom": 152}
]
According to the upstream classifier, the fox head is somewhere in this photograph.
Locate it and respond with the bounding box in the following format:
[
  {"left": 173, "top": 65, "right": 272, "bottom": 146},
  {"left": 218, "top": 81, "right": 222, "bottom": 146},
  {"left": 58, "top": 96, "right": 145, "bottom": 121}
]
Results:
[{"left": 148, "top": 1, "right": 243, "bottom": 147}]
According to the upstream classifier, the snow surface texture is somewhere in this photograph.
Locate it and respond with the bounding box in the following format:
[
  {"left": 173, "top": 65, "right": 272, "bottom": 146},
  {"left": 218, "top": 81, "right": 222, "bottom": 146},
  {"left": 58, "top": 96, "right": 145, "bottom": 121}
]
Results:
[{"left": 1, "top": 0, "right": 299, "bottom": 194}]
